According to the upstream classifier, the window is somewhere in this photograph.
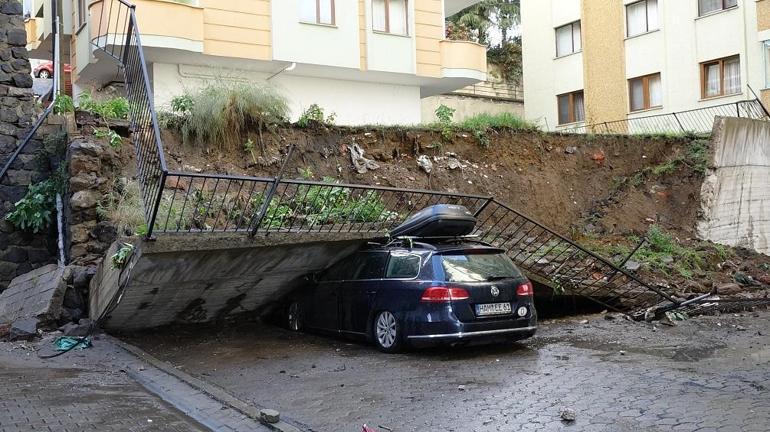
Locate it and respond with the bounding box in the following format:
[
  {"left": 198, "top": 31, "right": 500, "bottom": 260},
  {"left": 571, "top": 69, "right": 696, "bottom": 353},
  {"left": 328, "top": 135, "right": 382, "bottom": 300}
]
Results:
[
  {"left": 701, "top": 56, "right": 741, "bottom": 99},
  {"left": 77, "top": 0, "right": 87, "bottom": 27},
  {"left": 300, "top": 0, "right": 335, "bottom": 25},
  {"left": 557, "top": 90, "right": 585, "bottom": 125},
  {"left": 354, "top": 252, "right": 389, "bottom": 280},
  {"left": 385, "top": 252, "right": 421, "bottom": 278},
  {"left": 373, "top": 0, "right": 408, "bottom": 35},
  {"left": 439, "top": 253, "right": 522, "bottom": 283},
  {"left": 629, "top": 73, "right": 662, "bottom": 112},
  {"left": 626, "top": 0, "right": 658, "bottom": 37},
  {"left": 698, "top": 0, "right": 737, "bottom": 16},
  {"left": 319, "top": 254, "right": 360, "bottom": 281},
  {"left": 555, "top": 21, "right": 581, "bottom": 57}
]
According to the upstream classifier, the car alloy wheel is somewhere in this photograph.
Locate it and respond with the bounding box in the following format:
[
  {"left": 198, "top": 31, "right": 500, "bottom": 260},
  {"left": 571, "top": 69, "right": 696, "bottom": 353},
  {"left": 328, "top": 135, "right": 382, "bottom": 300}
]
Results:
[
  {"left": 374, "top": 310, "right": 402, "bottom": 353},
  {"left": 287, "top": 301, "right": 302, "bottom": 331},
  {"left": 39, "top": 70, "right": 51, "bottom": 79}
]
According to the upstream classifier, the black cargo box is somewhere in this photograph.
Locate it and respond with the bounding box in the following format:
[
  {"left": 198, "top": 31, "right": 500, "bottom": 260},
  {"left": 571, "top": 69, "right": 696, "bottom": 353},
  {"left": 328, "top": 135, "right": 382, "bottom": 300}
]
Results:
[{"left": 390, "top": 204, "right": 477, "bottom": 238}]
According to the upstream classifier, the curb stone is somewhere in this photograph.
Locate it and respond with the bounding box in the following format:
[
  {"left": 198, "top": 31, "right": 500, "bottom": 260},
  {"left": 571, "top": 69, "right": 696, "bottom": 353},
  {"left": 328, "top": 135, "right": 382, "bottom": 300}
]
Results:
[{"left": 109, "top": 335, "right": 304, "bottom": 432}]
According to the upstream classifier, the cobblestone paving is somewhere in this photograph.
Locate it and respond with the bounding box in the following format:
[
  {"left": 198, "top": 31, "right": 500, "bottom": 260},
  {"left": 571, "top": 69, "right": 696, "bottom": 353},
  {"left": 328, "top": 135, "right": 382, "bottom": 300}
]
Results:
[
  {"left": 0, "top": 362, "right": 206, "bottom": 432},
  {"left": 131, "top": 311, "right": 770, "bottom": 432}
]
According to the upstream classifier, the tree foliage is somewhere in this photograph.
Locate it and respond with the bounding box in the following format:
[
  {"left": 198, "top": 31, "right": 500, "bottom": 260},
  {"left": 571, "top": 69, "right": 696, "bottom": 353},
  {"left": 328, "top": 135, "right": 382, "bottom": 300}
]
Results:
[{"left": 448, "top": 0, "right": 522, "bottom": 84}]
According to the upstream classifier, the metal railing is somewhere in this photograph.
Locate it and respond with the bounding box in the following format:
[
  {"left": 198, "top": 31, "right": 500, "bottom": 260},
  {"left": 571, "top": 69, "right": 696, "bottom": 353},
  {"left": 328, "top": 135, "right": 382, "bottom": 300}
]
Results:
[
  {"left": 451, "top": 81, "right": 524, "bottom": 102},
  {"left": 562, "top": 98, "right": 769, "bottom": 135},
  {"left": 91, "top": 1, "right": 684, "bottom": 313}
]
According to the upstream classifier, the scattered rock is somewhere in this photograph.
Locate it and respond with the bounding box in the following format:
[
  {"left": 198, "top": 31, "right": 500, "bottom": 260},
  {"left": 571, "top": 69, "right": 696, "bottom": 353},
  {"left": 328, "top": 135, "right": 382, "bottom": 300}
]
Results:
[
  {"left": 736, "top": 325, "right": 747, "bottom": 331},
  {"left": 350, "top": 143, "right": 380, "bottom": 174},
  {"left": 457, "top": 385, "right": 466, "bottom": 391},
  {"left": 619, "top": 350, "right": 627, "bottom": 356},
  {"left": 259, "top": 409, "right": 280, "bottom": 424},
  {"left": 560, "top": 408, "right": 577, "bottom": 422},
  {"left": 417, "top": 155, "right": 433, "bottom": 174},
  {"left": 623, "top": 260, "right": 641, "bottom": 272},
  {"left": 564, "top": 146, "right": 577, "bottom": 154},
  {"left": 58, "top": 318, "right": 92, "bottom": 337},
  {"left": 9, "top": 317, "right": 39, "bottom": 341},
  {"left": 447, "top": 157, "right": 462, "bottom": 170},
  {"left": 716, "top": 283, "right": 742, "bottom": 295},
  {"left": 661, "top": 255, "right": 674, "bottom": 265}
]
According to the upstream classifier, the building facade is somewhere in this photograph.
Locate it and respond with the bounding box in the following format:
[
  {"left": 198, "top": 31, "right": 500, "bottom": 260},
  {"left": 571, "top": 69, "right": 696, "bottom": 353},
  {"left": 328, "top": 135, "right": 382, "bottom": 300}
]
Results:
[
  {"left": 522, "top": 0, "right": 770, "bottom": 132},
  {"left": 26, "top": 0, "right": 487, "bottom": 125}
]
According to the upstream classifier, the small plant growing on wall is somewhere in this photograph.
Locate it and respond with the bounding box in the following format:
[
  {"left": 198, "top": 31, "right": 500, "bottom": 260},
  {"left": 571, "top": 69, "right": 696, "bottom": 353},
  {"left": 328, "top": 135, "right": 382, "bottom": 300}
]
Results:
[
  {"left": 111, "top": 243, "right": 135, "bottom": 269},
  {"left": 93, "top": 128, "right": 122, "bottom": 149},
  {"left": 297, "top": 104, "right": 336, "bottom": 128},
  {"left": 53, "top": 94, "right": 74, "bottom": 114},
  {"left": 244, "top": 138, "right": 257, "bottom": 165},
  {"left": 434, "top": 104, "right": 455, "bottom": 140}
]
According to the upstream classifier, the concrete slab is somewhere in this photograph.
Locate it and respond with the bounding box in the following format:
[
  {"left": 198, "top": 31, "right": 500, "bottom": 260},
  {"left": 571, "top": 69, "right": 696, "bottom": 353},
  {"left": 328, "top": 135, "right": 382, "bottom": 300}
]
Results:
[
  {"left": 0, "top": 264, "right": 67, "bottom": 325},
  {"left": 90, "top": 232, "right": 380, "bottom": 331}
]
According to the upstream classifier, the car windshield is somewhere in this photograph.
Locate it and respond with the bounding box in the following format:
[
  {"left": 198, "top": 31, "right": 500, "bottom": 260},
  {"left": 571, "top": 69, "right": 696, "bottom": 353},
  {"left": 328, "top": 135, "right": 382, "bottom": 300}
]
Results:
[{"left": 440, "top": 252, "right": 522, "bottom": 282}]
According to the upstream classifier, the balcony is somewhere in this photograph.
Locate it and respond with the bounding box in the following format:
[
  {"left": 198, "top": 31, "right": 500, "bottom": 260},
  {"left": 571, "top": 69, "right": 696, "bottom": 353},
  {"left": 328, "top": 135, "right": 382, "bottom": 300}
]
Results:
[
  {"left": 440, "top": 39, "right": 487, "bottom": 80},
  {"left": 445, "top": 0, "right": 483, "bottom": 17}
]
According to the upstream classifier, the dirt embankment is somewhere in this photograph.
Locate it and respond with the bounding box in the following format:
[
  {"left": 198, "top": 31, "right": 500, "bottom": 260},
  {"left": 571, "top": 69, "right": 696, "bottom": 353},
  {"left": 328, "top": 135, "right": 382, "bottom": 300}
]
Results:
[{"left": 155, "top": 126, "right": 701, "bottom": 238}]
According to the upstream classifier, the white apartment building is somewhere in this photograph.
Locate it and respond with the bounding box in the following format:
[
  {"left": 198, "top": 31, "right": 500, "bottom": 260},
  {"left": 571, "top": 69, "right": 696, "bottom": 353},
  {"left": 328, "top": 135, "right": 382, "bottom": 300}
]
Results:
[
  {"left": 26, "top": 0, "right": 487, "bottom": 125},
  {"left": 522, "top": 0, "right": 770, "bottom": 131}
]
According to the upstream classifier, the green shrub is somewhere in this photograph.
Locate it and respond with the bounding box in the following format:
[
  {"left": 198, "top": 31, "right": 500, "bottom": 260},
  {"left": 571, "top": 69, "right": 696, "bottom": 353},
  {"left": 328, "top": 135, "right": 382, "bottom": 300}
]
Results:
[
  {"left": 78, "top": 91, "right": 130, "bottom": 119},
  {"left": 458, "top": 112, "right": 536, "bottom": 130},
  {"left": 180, "top": 82, "right": 289, "bottom": 151},
  {"left": 297, "top": 104, "right": 336, "bottom": 128},
  {"left": 5, "top": 179, "right": 58, "bottom": 233},
  {"left": 93, "top": 128, "right": 122, "bottom": 149},
  {"left": 171, "top": 94, "right": 194, "bottom": 114},
  {"left": 434, "top": 104, "right": 455, "bottom": 141},
  {"left": 53, "top": 94, "right": 74, "bottom": 114}
]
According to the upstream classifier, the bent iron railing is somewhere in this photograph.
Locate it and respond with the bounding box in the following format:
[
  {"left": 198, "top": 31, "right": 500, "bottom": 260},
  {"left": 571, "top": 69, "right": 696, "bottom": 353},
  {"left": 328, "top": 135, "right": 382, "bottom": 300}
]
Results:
[
  {"left": 92, "top": 0, "right": 680, "bottom": 313},
  {"left": 562, "top": 99, "right": 768, "bottom": 135}
]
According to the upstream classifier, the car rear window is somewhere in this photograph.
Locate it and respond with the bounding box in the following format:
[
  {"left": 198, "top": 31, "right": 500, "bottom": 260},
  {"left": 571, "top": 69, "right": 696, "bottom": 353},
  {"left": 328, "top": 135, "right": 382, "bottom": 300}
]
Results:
[
  {"left": 385, "top": 252, "right": 421, "bottom": 279},
  {"left": 440, "top": 252, "right": 522, "bottom": 283}
]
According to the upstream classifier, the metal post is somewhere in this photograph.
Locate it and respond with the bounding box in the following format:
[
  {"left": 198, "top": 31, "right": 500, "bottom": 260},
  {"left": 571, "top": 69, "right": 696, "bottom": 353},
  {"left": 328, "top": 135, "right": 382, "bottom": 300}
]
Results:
[
  {"left": 672, "top": 112, "right": 685, "bottom": 133},
  {"left": 51, "top": 0, "right": 61, "bottom": 99},
  {"left": 736, "top": 102, "right": 740, "bottom": 118},
  {"left": 250, "top": 144, "right": 296, "bottom": 236}
]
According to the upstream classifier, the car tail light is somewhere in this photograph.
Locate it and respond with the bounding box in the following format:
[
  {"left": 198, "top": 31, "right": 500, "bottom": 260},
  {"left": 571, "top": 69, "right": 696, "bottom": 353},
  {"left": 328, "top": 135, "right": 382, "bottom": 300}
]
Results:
[
  {"left": 516, "top": 281, "right": 534, "bottom": 297},
  {"left": 420, "top": 287, "right": 470, "bottom": 302}
]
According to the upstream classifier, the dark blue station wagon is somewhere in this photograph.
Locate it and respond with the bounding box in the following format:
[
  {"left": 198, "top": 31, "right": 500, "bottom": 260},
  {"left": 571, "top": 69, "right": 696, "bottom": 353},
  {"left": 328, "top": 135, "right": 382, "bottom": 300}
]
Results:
[{"left": 285, "top": 240, "right": 537, "bottom": 353}]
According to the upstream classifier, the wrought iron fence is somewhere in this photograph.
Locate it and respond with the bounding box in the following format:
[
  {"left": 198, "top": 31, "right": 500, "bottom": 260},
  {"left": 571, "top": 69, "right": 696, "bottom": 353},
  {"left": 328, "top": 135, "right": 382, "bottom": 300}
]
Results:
[
  {"left": 563, "top": 99, "right": 768, "bottom": 135},
  {"left": 90, "top": 0, "right": 167, "bottom": 236}
]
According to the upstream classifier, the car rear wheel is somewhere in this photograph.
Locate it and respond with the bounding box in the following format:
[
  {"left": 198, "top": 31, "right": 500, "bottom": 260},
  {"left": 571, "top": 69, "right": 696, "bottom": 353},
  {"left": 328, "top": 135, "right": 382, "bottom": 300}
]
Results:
[
  {"left": 287, "top": 301, "right": 303, "bottom": 332},
  {"left": 38, "top": 70, "right": 51, "bottom": 79},
  {"left": 373, "top": 310, "right": 403, "bottom": 353}
]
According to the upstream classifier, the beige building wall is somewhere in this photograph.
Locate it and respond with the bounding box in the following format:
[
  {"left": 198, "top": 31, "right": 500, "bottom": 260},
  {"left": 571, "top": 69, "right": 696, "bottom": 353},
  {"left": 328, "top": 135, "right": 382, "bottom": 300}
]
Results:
[
  {"left": 414, "top": 0, "right": 443, "bottom": 78},
  {"left": 580, "top": 0, "right": 627, "bottom": 129},
  {"left": 358, "top": 0, "right": 367, "bottom": 70},
  {"left": 421, "top": 94, "right": 524, "bottom": 122},
  {"left": 200, "top": 0, "right": 271, "bottom": 61}
]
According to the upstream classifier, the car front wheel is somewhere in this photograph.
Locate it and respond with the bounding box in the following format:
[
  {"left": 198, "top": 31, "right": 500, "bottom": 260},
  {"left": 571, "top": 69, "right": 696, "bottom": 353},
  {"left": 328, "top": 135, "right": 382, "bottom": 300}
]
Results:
[
  {"left": 38, "top": 70, "right": 51, "bottom": 79},
  {"left": 287, "top": 301, "right": 303, "bottom": 332},
  {"left": 373, "top": 310, "right": 403, "bottom": 353}
]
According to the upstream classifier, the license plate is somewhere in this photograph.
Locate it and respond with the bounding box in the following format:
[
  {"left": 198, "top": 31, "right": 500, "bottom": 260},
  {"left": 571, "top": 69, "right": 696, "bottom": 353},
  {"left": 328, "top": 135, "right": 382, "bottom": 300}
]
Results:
[{"left": 475, "top": 302, "right": 512, "bottom": 316}]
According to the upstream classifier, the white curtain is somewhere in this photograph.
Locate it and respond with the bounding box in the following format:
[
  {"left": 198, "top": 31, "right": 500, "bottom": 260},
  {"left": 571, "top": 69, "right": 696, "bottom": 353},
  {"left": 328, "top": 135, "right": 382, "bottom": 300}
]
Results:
[
  {"left": 627, "top": 1, "right": 647, "bottom": 37},
  {"left": 573, "top": 92, "right": 585, "bottom": 122},
  {"left": 373, "top": 0, "right": 387, "bottom": 31},
  {"left": 647, "top": 0, "right": 659, "bottom": 32},
  {"left": 300, "top": 0, "right": 316, "bottom": 23},
  {"left": 558, "top": 94, "right": 570, "bottom": 124},
  {"left": 649, "top": 74, "right": 662, "bottom": 107},
  {"left": 704, "top": 63, "right": 721, "bottom": 97},
  {"left": 724, "top": 57, "right": 741, "bottom": 95},
  {"left": 390, "top": 0, "right": 407, "bottom": 35},
  {"left": 319, "top": 0, "right": 333, "bottom": 24},
  {"left": 556, "top": 25, "right": 573, "bottom": 57},
  {"left": 699, "top": 0, "right": 722, "bottom": 15},
  {"left": 572, "top": 22, "right": 581, "bottom": 52},
  {"left": 630, "top": 79, "right": 645, "bottom": 111}
]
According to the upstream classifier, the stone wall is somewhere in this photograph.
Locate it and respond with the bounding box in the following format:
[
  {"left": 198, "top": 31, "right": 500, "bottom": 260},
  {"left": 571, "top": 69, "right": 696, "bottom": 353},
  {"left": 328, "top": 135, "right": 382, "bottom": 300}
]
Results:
[
  {"left": 0, "top": 0, "right": 59, "bottom": 292},
  {"left": 67, "top": 136, "right": 119, "bottom": 265}
]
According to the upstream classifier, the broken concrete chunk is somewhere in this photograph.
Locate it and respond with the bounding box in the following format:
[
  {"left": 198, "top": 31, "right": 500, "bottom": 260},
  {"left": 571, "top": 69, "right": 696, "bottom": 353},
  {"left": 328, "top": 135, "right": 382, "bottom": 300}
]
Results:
[
  {"left": 417, "top": 154, "right": 433, "bottom": 174},
  {"left": 9, "top": 317, "right": 39, "bottom": 341},
  {"left": 59, "top": 319, "right": 93, "bottom": 337},
  {"left": 715, "top": 282, "right": 742, "bottom": 295},
  {"left": 564, "top": 146, "right": 577, "bottom": 154},
  {"left": 350, "top": 143, "right": 380, "bottom": 174},
  {"left": 447, "top": 157, "right": 462, "bottom": 170},
  {"left": 259, "top": 409, "right": 280, "bottom": 424},
  {"left": 560, "top": 408, "right": 577, "bottom": 422},
  {"left": 623, "top": 260, "right": 642, "bottom": 272}
]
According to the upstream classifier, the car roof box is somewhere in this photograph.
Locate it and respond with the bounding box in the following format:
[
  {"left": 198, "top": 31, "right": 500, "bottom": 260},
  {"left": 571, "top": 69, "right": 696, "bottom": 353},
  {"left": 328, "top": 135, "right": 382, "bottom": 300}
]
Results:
[{"left": 390, "top": 204, "right": 477, "bottom": 238}]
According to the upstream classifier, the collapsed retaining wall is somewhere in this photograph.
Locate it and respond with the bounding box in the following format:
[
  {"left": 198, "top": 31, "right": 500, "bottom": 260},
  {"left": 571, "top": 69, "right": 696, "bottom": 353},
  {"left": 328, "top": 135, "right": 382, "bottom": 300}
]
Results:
[{"left": 698, "top": 117, "right": 770, "bottom": 255}]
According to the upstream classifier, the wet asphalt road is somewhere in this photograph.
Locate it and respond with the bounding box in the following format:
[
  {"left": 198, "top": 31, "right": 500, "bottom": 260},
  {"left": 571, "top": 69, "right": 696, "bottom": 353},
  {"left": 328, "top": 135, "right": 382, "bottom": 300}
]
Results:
[{"left": 127, "top": 311, "right": 770, "bottom": 432}]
